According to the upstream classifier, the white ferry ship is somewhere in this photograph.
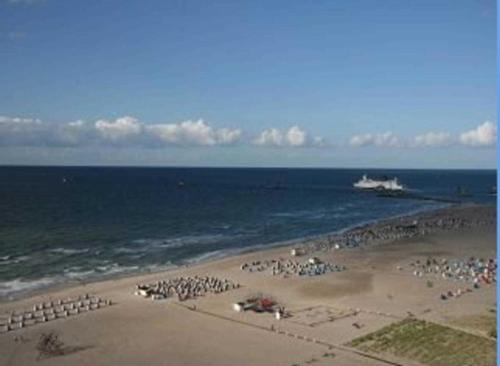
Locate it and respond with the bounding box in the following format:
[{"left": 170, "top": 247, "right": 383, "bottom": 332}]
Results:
[{"left": 353, "top": 174, "right": 404, "bottom": 191}]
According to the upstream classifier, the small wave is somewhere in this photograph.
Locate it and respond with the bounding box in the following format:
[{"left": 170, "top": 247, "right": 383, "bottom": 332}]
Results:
[
  {"left": 141, "top": 262, "right": 178, "bottom": 273},
  {"left": 95, "top": 263, "right": 139, "bottom": 276},
  {"left": 114, "top": 247, "right": 144, "bottom": 254},
  {"left": 270, "top": 211, "right": 314, "bottom": 218},
  {"left": 128, "top": 234, "right": 234, "bottom": 251},
  {"left": 0, "top": 277, "right": 59, "bottom": 297},
  {"left": 50, "top": 247, "right": 90, "bottom": 255},
  {"left": 184, "top": 249, "right": 237, "bottom": 265},
  {"left": 212, "top": 224, "right": 231, "bottom": 230},
  {"left": 63, "top": 267, "right": 96, "bottom": 280},
  {"left": 269, "top": 208, "right": 350, "bottom": 220},
  {"left": 0, "top": 255, "right": 31, "bottom": 266}
]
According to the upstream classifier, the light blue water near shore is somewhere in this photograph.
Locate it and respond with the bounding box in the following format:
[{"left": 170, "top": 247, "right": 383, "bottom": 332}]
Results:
[{"left": 0, "top": 167, "right": 495, "bottom": 298}]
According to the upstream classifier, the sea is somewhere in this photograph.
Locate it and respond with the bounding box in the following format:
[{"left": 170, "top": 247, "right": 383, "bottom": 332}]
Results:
[{"left": 0, "top": 166, "right": 496, "bottom": 299}]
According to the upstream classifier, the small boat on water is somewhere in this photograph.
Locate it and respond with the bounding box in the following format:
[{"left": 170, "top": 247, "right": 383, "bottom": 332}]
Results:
[{"left": 353, "top": 174, "right": 404, "bottom": 191}]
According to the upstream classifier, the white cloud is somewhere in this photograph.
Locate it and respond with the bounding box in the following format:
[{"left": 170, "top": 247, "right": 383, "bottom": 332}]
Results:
[
  {"left": 286, "top": 126, "right": 307, "bottom": 147},
  {"left": 95, "top": 116, "right": 142, "bottom": 142},
  {"left": 459, "top": 121, "right": 496, "bottom": 147},
  {"left": 2, "top": 114, "right": 494, "bottom": 152},
  {"left": 254, "top": 128, "right": 284, "bottom": 147},
  {"left": 348, "top": 134, "right": 371, "bottom": 147},
  {"left": 0, "top": 115, "right": 241, "bottom": 148},
  {"left": 0, "top": 116, "right": 41, "bottom": 125},
  {"left": 350, "top": 122, "right": 497, "bottom": 149},
  {"left": 253, "top": 125, "right": 323, "bottom": 147},
  {"left": 349, "top": 132, "right": 401, "bottom": 148},
  {"left": 146, "top": 119, "right": 241, "bottom": 146},
  {"left": 0, "top": 115, "right": 46, "bottom": 146},
  {"left": 216, "top": 127, "right": 242, "bottom": 145},
  {"left": 411, "top": 132, "right": 452, "bottom": 147},
  {"left": 53, "top": 120, "right": 95, "bottom": 146}
]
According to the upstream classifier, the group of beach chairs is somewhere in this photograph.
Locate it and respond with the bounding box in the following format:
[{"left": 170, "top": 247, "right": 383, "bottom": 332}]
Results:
[
  {"left": 0, "top": 294, "right": 112, "bottom": 334},
  {"left": 135, "top": 276, "right": 239, "bottom": 301}
]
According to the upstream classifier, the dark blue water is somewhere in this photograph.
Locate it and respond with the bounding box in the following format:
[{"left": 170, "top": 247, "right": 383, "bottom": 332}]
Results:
[{"left": 0, "top": 166, "right": 495, "bottom": 298}]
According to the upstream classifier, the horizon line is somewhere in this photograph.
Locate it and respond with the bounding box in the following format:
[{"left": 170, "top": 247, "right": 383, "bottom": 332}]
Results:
[{"left": 0, "top": 163, "right": 496, "bottom": 171}]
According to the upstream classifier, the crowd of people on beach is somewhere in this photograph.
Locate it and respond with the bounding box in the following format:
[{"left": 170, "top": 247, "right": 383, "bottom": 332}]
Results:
[
  {"left": 402, "top": 256, "right": 496, "bottom": 301},
  {"left": 302, "top": 210, "right": 494, "bottom": 254},
  {"left": 240, "top": 258, "right": 346, "bottom": 277},
  {"left": 0, "top": 294, "right": 111, "bottom": 334},
  {"left": 409, "top": 256, "right": 496, "bottom": 284},
  {"left": 135, "top": 276, "right": 239, "bottom": 301}
]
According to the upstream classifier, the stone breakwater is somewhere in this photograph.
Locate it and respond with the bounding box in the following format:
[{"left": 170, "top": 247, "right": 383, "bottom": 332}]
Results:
[
  {"left": 0, "top": 294, "right": 112, "bottom": 334},
  {"left": 135, "top": 276, "right": 239, "bottom": 301},
  {"left": 301, "top": 206, "right": 495, "bottom": 253},
  {"left": 241, "top": 258, "right": 346, "bottom": 278}
]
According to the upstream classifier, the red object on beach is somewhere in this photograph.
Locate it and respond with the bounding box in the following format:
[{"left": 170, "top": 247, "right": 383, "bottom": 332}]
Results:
[{"left": 259, "top": 298, "right": 275, "bottom": 310}]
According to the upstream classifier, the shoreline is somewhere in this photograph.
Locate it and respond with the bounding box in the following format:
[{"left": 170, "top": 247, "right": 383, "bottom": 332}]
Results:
[{"left": 0, "top": 202, "right": 493, "bottom": 304}]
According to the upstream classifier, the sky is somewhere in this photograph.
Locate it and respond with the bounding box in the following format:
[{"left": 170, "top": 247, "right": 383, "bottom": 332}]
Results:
[{"left": 0, "top": 0, "right": 496, "bottom": 168}]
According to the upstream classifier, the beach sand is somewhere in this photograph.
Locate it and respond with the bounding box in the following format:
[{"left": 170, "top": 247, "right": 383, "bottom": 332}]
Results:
[{"left": 0, "top": 205, "right": 496, "bottom": 366}]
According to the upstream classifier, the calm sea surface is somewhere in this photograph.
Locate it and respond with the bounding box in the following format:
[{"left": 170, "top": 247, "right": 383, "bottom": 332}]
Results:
[{"left": 0, "top": 166, "right": 495, "bottom": 298}]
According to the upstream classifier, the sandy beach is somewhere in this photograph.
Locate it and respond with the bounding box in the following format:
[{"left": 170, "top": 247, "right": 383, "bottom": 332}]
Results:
[{"left": 0, "top": 204, "right": 496, "bottom": 366}]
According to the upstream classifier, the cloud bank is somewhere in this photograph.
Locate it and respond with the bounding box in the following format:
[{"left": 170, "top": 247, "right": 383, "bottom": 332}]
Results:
[
  {"left": 0, "top": 116, "right": 242, "bottom": 148},
  {"left": 253, "top": 125, "right": 324, "bottom": 147},
  {"left": 349, "top": 132, "right": 401, "bottom": 148},
  {"left": 0, "top": 115, "right": 494, "bottom": 150},
  {"left": 411, "top": 132, "right": 453, "bottom": 147},
  {"left": 349, "top": 121, "right": 495, "bottom": 149}
]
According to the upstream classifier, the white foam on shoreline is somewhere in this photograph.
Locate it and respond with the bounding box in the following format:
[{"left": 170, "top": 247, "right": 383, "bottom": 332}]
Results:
[
  {"left": 0, "top": 255, "right": 31, "bottom": 266},
  {"left": 49, "top": 247, "right": 90, "bottom": 255},
  {"left": 116, "top": 233, "right": 244, "bottom": 254},
  {"left": 95, "top": 263, "right": 140, "bottom": 275},
  {"left": 0, "top": 277, "right": 59, "bottom": 297},
  {"left": 184, "top": 249, "right": 240, "bottom": 265},
  {"left": 63, "top": 268, "right": 97, "bottom": 279},
  {"left": 0, "top": 263, "right": 151, "bottom": 298}
]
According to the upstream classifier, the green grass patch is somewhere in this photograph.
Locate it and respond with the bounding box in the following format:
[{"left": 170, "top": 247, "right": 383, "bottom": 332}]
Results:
[{"left": 347, "top": 318, "right": 496, "bottom": 366}]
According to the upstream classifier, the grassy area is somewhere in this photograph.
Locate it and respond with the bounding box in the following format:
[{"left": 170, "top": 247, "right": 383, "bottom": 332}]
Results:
[
  {"left": 447, "top": 314, "right": 496, "bottom": 337},
  {"left": 347, "top": 318, "right": 496, "bottom": 366}
]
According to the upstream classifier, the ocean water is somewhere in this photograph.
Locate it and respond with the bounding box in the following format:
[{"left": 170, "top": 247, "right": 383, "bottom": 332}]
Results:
[{"left": 0, "top": 166, "right": 495, "bottom": 298}]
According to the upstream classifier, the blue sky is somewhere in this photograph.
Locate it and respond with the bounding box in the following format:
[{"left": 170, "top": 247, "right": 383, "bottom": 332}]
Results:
[{"left": 0, "top": 0, "right": 496, "bottom": 168}]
